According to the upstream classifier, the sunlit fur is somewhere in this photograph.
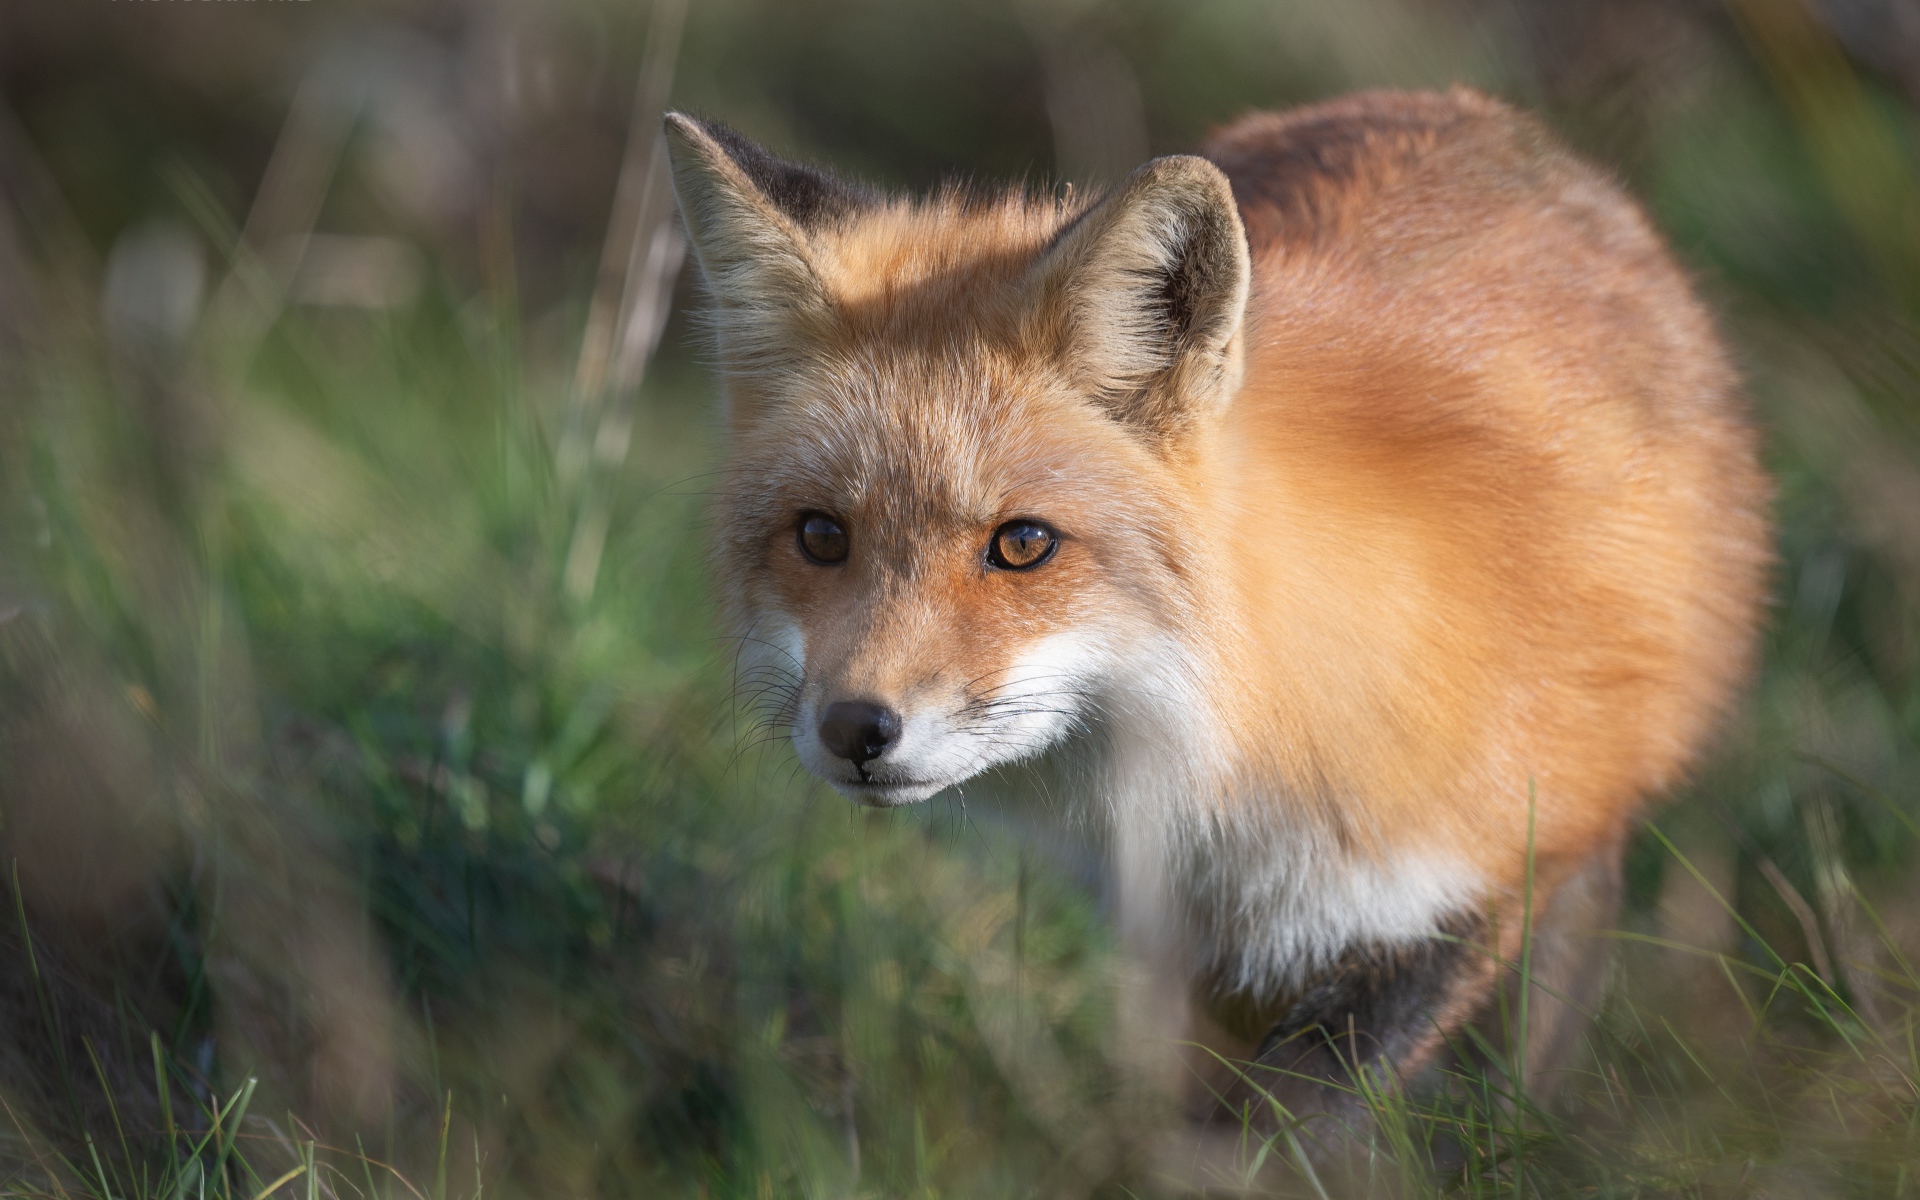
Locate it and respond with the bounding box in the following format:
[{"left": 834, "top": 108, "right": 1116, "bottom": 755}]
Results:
[{"left": 669, "top": 88, "right": 1771, "bottom": 1052}]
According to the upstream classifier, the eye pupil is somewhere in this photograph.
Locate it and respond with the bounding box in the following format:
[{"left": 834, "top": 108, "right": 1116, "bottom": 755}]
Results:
[
  {"left": 798, "top": 513, "right": 849, "bottom": 564},
  {"left": 989, "top": 520, "right": 1057, "bottom": 570}
]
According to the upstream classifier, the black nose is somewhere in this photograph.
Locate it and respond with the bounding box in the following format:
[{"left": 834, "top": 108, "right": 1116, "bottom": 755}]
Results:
[{"left": 817, "top": 700, "right": 901, "bottom": 765}]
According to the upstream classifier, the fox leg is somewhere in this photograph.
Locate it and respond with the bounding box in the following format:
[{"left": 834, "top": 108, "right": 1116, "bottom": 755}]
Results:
[
  {"left": 1471, "top": 844, "right": 1624, "bottom": 1100},
  {"left": 1221, "top": 915, "right": 1497, "bottom": 1159},
  {"left": 1221, "top": 846, "right": 1625, "bottom": 1167}
]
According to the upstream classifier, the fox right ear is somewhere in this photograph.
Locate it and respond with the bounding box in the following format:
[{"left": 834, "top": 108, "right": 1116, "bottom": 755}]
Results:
[
  {"left": 664, "top": 114, "right": 872, "bottom": 377},
  {"left": 1026, "top": 155, "right": 1250, "bottom": 442}
]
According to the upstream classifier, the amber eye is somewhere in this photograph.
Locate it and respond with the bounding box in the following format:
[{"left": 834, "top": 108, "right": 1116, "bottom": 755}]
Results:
[
  {"left": 987, "top": 520, "right": 1058, "bottom": 570},
  {"left": 797, "top": 512, "right": 849, "bottom": 564}
]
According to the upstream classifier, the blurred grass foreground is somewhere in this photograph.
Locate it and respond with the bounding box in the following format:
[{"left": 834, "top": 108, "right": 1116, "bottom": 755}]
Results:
[{"left": 5, "top": 0, "right": 1920, "bottom": 1195}]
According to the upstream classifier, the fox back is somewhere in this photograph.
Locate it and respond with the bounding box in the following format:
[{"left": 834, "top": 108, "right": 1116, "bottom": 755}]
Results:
[{"left": 666, "top": 87, "right": 1770, "bottom": 1144}]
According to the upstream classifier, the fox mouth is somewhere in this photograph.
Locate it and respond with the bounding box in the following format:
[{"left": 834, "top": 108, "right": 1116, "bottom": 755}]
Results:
[{"left": 836, "top": 775, "right": 949, "bottom": 807}]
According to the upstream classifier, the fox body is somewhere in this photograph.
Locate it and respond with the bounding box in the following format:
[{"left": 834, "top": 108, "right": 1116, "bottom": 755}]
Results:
[{"left": 666, "top": 89, "right": 1769, "bottom": 1130}]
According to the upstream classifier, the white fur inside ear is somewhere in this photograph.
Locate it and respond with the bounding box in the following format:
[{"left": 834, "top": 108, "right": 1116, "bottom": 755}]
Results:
[
  {"left": 1070, "top": 199, "right": 1209, "bottom": 388},
  {"left": 1030, "top": 157, "right": 1251, "bottom": 424}
]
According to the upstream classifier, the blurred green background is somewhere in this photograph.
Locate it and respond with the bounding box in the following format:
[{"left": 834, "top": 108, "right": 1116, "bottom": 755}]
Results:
[{"left": 3, "top": 0, "right": 1920, "bottom": 1195}]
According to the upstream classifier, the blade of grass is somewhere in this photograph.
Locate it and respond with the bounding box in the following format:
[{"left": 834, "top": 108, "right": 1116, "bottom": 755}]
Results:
[
  {"left": 82, "top": 1038, "right": 132, "bottom": 1200},
  {"left": 210, "top": 1078, "right": 257, "bottom": 1200},
  {"left": 431, "top": 1092, "right": 450, "bottom": 1200},
  {"left": 2, "top": 1088, "right": 72, "bottom": 1200},
  {"left": 12, "top": 860, "right": 81, "bottom": 1130},
  {"left": 1750, "top": 836, "right": 1836, "bottom": 986},
  {"left": 248, "top": 1163, "right": 308, "bottom": 1200},
  {"left": 1514, "top": 781, "right": 1537, "bottom": 1200},
  {"left": 85, "top": 1132, "right": 116, "bottom": 1200},
  {"left": 153, "top": 1033, "right": 177, "bottom": 1157},
  {"left": 355, "top": 1135, "right": 378, "bottom": 1200}
]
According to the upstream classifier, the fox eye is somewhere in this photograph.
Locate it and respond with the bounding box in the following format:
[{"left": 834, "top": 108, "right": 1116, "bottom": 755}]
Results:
[
  {"left": 987, "top": 520, "right": 1057, "bottom": 571},
  {"left": 797, "top": 512, "right": 849, "bottom": 564}
]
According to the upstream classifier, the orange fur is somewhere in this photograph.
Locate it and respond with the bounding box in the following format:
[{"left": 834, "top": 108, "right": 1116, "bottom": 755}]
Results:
[
  {"left": 666, "top": 87, "right": 1771, "bottom": 1114},
  {"left": 1206, "top": 89, "right": 1770, "bottom": 883}
]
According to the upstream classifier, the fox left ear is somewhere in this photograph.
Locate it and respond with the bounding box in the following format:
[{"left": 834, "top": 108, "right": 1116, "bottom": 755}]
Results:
[
  {"left": 1027, "top": 156, "right": 1250, "bottom": 440},
  {"left": 664, "top": 113, "right": 875, "bottom": 380}
]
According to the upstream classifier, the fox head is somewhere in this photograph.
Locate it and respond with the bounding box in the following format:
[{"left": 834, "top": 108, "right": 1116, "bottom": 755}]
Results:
[{"left": 666, "top": 114, "right": 1249, "bottom": 807}]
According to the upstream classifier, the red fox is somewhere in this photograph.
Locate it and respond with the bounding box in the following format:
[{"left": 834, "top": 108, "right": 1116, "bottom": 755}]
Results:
[{"left": 666, "top": 88, "right": 1770, "bottom": 1149}]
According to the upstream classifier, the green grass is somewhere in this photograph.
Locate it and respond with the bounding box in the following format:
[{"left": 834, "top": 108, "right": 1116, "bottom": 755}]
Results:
[
  {"left": 5, "top": 0, "right": 1920, "bottom": 1195},
  {"left": 1, "top": 272, "right": 1137, "bottom": 1195}
]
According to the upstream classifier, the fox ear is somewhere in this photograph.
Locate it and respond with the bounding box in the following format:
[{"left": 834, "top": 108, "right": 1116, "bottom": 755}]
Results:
[
  {"left": 664, "top": 113, "right": 873, "bottom": 375},
  {"left": 1028, "top": 155, "right": 1250, "bottom": 439}
]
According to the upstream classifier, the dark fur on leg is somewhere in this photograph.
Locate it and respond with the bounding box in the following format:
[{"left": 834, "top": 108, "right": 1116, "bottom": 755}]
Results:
[
  {"left": 1212, "top": 846, "right": 1626, "bottom": 1185},
  {"left": 1214, "top": 912, "right": 1495, "bottom": 1175}
]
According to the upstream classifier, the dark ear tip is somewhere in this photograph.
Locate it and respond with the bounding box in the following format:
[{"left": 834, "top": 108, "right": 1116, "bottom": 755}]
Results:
[{"left": 664, "top": 113, "right": 730, "bottom": 180}]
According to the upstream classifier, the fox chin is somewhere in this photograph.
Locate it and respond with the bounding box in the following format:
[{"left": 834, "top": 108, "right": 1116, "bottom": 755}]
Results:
[{"left": 665, "top": 88, "right": 1770, "bottom": 1163}]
